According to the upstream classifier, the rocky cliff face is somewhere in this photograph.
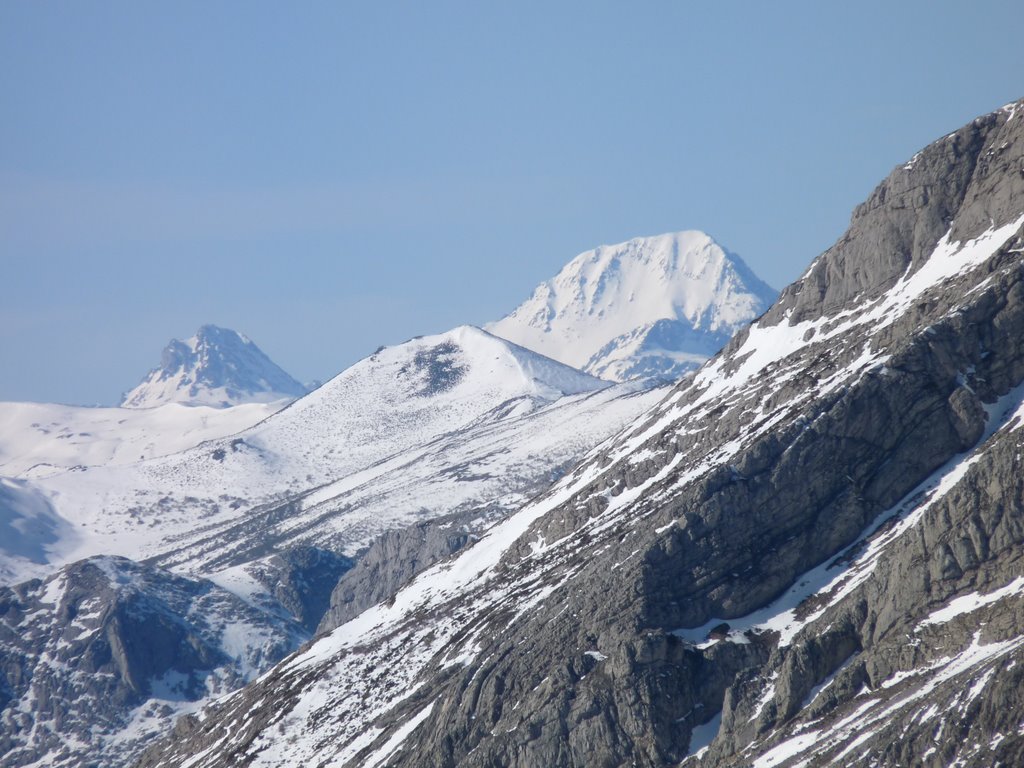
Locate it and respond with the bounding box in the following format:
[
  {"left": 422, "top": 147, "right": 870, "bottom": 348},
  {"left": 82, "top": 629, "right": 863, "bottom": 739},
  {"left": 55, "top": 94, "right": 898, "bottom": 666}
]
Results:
[
  {"left": 317, "top": 512, "right": 478, "bottom": 635},
  {"left": 131, "top": 98, "right": 1024, "bottom": 768},
  {"left": 0, "top": 557, "right": 307, "bottom": 768},
  {"left": 245, "top": 546, "right": 354, "bottom": 634}
]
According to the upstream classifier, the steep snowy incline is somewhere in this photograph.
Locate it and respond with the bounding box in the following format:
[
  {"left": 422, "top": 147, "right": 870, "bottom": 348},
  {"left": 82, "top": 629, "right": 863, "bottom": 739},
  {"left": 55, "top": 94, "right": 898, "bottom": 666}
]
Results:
[
  {"left": 122, "top": 324, "right": 307, "bottom": 409},
  {"left": 0, "top": 326, "right": 638, "bottom": 582},
  {"left": 0, "top": 399, "right": 282, "bottom": 478},
  {"left": 78, "top": 324, "right": 607, "bottom": 510},
  {"left": 133, "top": 98, "right": 1024, "bottom": 768},
  {"left": 487, "top": 231, "right": 776, "bottom": 381},
  {"left": 0, "top": 477, "right": 72, "bottom": 584}
]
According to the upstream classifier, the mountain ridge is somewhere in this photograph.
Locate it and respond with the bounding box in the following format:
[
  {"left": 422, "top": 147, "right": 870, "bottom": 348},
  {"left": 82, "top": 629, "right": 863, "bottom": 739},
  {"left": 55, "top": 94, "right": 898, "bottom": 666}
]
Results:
[
  {"left": 0, "top": 326, "right": 669, "bottom": 767},
  {"left": 0, "top": 325, "right": 649, "bottom": 583}
]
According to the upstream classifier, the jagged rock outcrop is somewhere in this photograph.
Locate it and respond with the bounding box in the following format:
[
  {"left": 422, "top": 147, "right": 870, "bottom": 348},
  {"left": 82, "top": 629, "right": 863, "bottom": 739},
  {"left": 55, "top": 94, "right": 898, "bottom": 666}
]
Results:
[
  {"left": 702, "top": 407, "right": 1024, "bottom": 767},
  {"left": 247, "top": 546, "right": 354, "bottom": 633},
  {"left": 135, "top": 100, "right": 1024, "bottom": 768},
  {"left": 0, "top": 557, "right": 306, "bottom": 768},
  {"left": 317, "top": 513, "right": 479, "bottom": 634},
  {"left": 765, "top": 102, "right": 1024, "bottom": 326}
]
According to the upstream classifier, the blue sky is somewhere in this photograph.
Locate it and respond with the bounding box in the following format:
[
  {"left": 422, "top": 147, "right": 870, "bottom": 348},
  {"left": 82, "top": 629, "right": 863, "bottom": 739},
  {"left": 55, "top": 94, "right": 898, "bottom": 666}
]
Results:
[{"left": 3, "top": 1, "right": 1023, "bottom": 404}]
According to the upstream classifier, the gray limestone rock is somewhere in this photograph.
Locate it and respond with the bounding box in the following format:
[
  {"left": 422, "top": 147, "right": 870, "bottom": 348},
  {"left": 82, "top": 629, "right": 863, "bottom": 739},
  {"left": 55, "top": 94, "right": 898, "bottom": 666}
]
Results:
[
  {"left": 0, "top": 556, "right": 305, "bottom": 768},
  {"left": 247, "top": 545, "right": 354, "bottom": 633},
  {"left": 317, "top": 512, "right": 479, "bottom": 635}
]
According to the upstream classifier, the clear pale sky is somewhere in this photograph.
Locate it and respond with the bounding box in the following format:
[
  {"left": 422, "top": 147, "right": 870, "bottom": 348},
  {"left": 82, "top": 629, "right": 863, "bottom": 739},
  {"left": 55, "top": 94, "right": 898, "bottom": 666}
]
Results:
[{"left": 3, "top": 1, "right": 1023, "bottom": 405}]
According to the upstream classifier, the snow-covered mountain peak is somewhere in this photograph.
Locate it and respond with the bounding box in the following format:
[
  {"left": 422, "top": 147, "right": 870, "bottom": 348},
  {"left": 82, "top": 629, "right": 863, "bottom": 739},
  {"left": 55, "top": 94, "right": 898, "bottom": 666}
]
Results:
[
  {"left": 487, "top": 230, "right": 776, "bottom": 382},
  {"left": 288, "top": 325, "right": 608, "bottom": 428},
  {"left": 121, "top": 325, "right": 307, "bottom": 409}
]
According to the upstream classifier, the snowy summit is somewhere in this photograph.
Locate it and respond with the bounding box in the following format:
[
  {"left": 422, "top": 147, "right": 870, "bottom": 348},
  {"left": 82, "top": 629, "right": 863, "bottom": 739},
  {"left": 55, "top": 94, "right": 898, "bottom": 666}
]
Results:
[
  {"left": 121, "top": 325, "right": 307, "bottom": 409},
  {"left": 487, "top": 231, "right": 776, "bottom": 382}
]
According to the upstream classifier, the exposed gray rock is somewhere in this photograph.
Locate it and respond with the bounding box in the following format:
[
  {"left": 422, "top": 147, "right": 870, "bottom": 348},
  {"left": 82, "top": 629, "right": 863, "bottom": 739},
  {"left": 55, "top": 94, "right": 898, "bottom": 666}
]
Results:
[
  {"left": 317, "top": 512, "right": 479, "bottom": 635},
  {"left": 763, "top": 102, "right": 1024, "bottom": 326},
  {"left": 702, "top": 420, "right": 1024, "bottom": 767},
  {"left": 399, "top": 341, "right": 469, "bottom": 396},
  {"left": 247, "top": 545, "right": 354, "bottom": 633},
  {"left": 0, "top": 556, "right": 305, "bottom": 768}
]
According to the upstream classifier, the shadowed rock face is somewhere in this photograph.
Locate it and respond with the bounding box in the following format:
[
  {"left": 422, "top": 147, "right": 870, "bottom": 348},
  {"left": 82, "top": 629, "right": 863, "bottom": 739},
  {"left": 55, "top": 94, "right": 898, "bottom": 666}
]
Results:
[
  {"left": 0, "top": 557, "right": 306, "bottom": 768},
  {"left": 246, "top": 546, "right": 355, "bottom": 634},
  {"left": 134, "top": 100, "right": 1024, "bottom": 768},
  {"left": 317, "top": 513, "right": 479, "bottom": 635}
]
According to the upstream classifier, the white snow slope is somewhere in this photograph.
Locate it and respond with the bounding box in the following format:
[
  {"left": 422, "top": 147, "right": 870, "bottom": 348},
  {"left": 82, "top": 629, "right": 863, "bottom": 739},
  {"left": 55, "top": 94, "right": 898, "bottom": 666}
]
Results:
[
  {"left": 0, "top": 325, "right": 667, "bottom": 583},
  {"left": 487, "top": 230, "right": 776, "bottom": 382},
  {"left": 0, "top": 400, "right": 282, "bottom": 478}
]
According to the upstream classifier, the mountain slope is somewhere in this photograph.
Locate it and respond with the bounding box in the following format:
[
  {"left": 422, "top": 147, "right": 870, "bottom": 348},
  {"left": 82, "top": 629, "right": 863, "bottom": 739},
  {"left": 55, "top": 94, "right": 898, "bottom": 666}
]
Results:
[
  {"left": 0, "top": 556, "right": 311, "bottom": 768},
  {"left": 134, "top": 99, "right": 1024, "bottom": 768},
  {"left": 487, "top": 230, "right": 776, "bottom": 381},
  {"left": 0, "top": 399, "right": 282, "bottom": 478},
  {"left": 121, "top": 325, "right": 307, "bottom": 409},
  {"left": 0, "top": 330, "right": 668, "bottom": 768},
  {"left": 0, "top": 326, "right": 659, "bottom": 583}
]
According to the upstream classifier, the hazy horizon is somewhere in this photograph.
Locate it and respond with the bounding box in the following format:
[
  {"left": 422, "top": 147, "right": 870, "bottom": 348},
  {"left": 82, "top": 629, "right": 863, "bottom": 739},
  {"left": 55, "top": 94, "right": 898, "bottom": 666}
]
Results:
[{"left": 3, "top": 1, "right": 1023, "bottom": 405}]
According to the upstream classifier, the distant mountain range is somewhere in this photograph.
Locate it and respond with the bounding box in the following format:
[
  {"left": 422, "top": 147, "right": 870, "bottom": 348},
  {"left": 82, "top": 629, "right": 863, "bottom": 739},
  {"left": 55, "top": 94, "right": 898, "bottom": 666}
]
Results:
[
  {"left": 21, "top": 94, "right": 1024, "bottom": 768},
  {"left": 3, "top": 326, "right": 660, "bottom": 580},
  {"left": 1, "top": 231, "right": 776, "bottom": 585},
  {"left": 132, "top": 98, "right": 1024, "bottom": 768},
  {"left": 113, "top": 234, "right": 774, "bottom": 415}
]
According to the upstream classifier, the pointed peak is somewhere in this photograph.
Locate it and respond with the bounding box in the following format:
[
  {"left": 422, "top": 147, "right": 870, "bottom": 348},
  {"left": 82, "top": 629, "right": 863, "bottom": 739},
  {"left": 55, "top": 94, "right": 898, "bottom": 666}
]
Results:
[
  {"left": 122, "top": 325, "right": 307, "bottom": 409},
  {"left": 192, "top": 324, "right": 251, "bottom": 345},
  {"left": 762, "top": 95, "right": 1024, "bottom": 328},
  {"left": 600, "top": 229, "right": 719, "bottom": 252}
]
